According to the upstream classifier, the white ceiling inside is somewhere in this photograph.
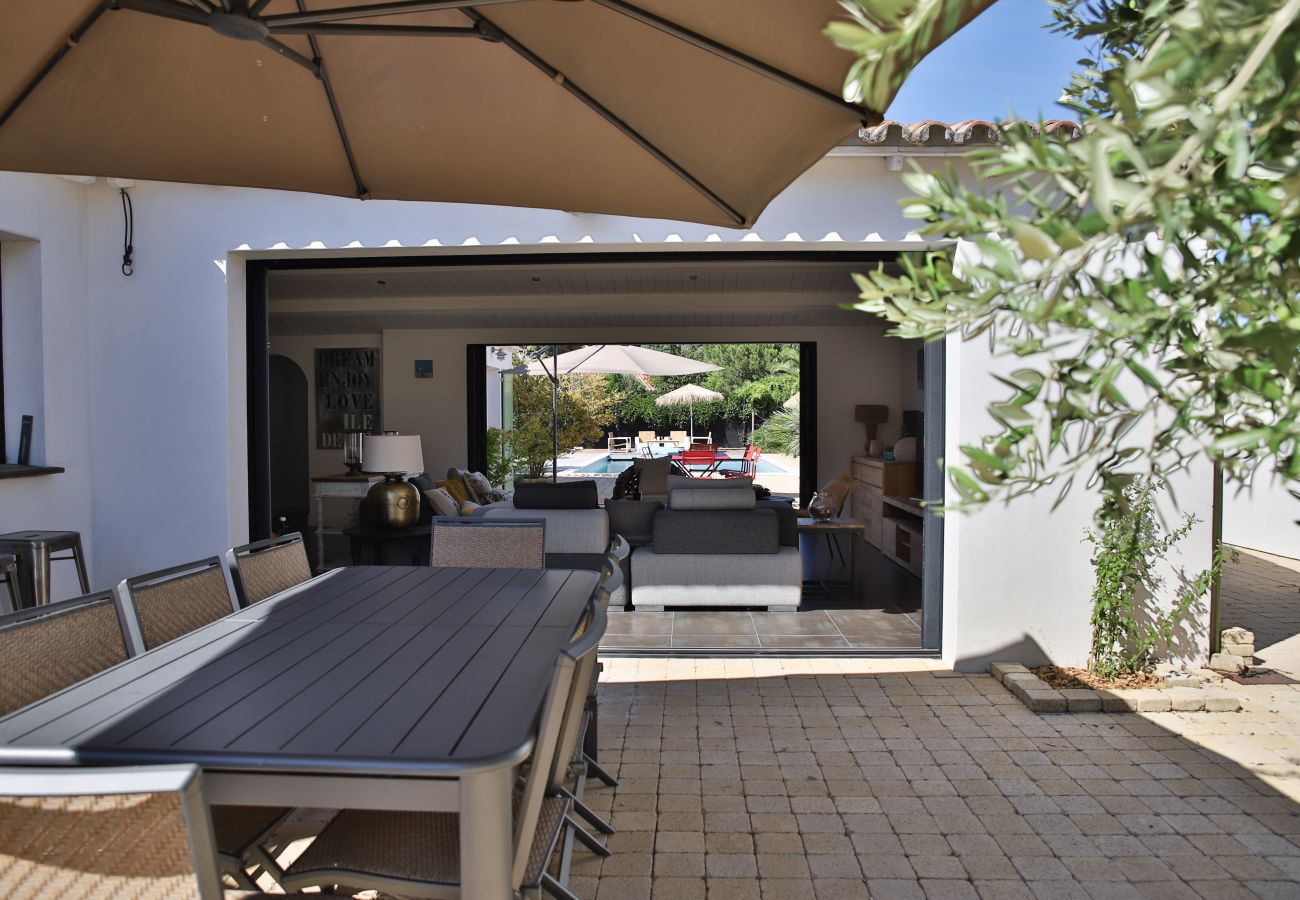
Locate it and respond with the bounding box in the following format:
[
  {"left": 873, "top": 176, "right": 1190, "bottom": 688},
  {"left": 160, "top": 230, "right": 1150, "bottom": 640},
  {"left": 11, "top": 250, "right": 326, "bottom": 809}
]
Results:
[{"left": 267, "top": 256, "right": 892, "bottom": 335}]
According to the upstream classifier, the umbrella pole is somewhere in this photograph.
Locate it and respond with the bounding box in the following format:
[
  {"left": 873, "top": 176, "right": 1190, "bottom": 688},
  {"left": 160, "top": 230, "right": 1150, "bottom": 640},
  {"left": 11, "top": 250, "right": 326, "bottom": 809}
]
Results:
[{"left": 550, "top": 343, "right": 559, "bottom": 483}]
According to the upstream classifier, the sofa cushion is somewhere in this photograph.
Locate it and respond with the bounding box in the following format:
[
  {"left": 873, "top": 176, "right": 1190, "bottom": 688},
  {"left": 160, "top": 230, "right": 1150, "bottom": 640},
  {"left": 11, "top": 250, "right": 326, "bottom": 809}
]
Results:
[
  {"left": 514, "top": 480, "right": 599, "bottom": 510},
  {"left": 631, "top": 546, "right": 802, "bottom": 609},
  {"left": 423, "top": 487, "right": 461, "bottom": 518},
  {"left": 669, "top": 488, "right": 756, "bottom": 511},
  {"left": 757, "top": 498, "right": 799, "bottom": 548},
  {"left": 666, "top": 474, "right": 752, "bottom": 495},
  {"left": 436, "top": 478, "right": 473, "bottom": 506},
  {"left": 634, "top": 457, "right": 673, "bottom": 500},
  {"left": 652, "top": 508, "right": 778, "bottom": 554},
  {"left": 464, "top": 471, "right": 494, "bottom": 503}
]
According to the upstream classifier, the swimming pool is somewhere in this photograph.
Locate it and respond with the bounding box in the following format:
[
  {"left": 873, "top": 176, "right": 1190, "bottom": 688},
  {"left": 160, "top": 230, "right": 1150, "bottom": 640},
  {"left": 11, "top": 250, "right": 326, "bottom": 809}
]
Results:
[{"left": 566, "top": 453, "right": 790, "bottom": 476}]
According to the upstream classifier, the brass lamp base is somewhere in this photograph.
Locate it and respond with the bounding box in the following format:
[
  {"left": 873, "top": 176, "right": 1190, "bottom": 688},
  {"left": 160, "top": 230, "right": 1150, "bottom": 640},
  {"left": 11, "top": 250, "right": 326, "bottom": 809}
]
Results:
[{"left": 367, "top": 475, "right": 419, "bottom": 529}]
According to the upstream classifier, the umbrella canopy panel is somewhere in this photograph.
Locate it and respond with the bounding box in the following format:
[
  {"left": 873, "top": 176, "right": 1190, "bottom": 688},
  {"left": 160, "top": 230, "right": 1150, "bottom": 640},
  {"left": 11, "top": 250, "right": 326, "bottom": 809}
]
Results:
[
  {"left": 655, "top": 382, "right": 724, "bottom": 436},
  {"left": 511, "top": 344, "right": 720, "bottom": 377},
  {"left": 0, "top": 0, "right": 996, "bottom": 226}
]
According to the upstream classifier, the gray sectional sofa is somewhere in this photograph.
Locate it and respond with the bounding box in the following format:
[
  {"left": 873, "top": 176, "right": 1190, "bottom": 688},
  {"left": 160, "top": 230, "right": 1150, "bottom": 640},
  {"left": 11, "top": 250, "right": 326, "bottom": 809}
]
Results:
[
  {"left": 473, "top": 480, "right": 609, "bottom": 571},
  {"left": 630, "top": 476, "right": 802, "bottom": 612}
]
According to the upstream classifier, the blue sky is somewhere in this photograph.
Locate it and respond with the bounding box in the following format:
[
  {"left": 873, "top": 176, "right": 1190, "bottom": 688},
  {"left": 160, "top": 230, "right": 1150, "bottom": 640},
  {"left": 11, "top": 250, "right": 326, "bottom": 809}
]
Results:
[{"left": 884, "top": 0, "right": 1088, "bottom": 123}]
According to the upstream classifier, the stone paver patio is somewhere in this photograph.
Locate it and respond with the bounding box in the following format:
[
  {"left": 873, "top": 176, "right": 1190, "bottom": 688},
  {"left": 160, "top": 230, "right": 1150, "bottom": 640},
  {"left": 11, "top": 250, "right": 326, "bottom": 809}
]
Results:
[{"left": 577, "top": 658, "right": 1300, "bottom": 900}]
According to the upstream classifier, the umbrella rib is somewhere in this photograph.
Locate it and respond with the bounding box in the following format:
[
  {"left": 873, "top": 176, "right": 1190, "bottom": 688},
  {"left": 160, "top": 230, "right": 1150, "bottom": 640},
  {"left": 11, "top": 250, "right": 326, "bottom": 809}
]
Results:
[
  {"left": 592, "top": 0, "right": 870, "bottom": 124},
  {"left": 263, "top": 0, "right": 525, "bottom": 28},
  {"left": 465, "top": 11, "right": 746, "bottom": 227},
  {"left": 0, "top": 4, "right": 108, "bottom": 131},
  {"left": 268, "top": 24, "right": 485, "bottom": 37},
  {"left": 114, "top": 0, "right": 211, "bottom": 26},
  {"left": 283, "top": 3, "right": 369, "bottom": 200}
]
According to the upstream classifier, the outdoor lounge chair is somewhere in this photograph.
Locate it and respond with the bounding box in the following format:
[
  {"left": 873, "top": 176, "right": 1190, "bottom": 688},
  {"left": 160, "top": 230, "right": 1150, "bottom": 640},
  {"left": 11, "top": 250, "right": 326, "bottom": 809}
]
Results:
[
  {"left": 226, "top": 532, "right": 312, "bottom": 607},
  {"left": 607, "top": 433, "right": 632, "bottom": 452},
  {"left": 0, "top": 592, "right": 131, "bottom": 717},
  {"left": 669, "top": 430, "right": 688, "bottom": 447},
  {"left": 0, "top": 764, "right": 307, "bottom": 898},
  {"left": 115, "top": 557, "right": 239, "bottom": 655},
  {"left": 280, "top": 596, "right": 607, "bottom": 900},
  {"left": 430, "top": 517, "right": 546, "bottom": 569}
]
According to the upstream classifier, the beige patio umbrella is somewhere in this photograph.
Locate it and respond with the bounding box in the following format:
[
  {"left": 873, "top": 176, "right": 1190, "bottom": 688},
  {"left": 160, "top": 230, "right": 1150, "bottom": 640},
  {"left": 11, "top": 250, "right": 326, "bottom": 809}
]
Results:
[
  {"left": 655, "top": 382, "right": 723, "bottom": 438},
  {"left": 507, "top": 343, "right": 719, "bottom": 477},
  {"left": 0, "top": 0, "right": 995, "bottom": 227}
]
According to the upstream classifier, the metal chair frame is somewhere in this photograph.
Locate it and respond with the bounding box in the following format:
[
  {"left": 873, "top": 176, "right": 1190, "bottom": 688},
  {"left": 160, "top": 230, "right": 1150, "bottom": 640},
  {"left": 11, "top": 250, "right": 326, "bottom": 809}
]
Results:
[
  {"left": 115, "top": 557, "right": 240, "bottom": 656},
  {"left": 280, "top": 598, "right": 606, "bottom": 900},
  {"left": 225, "top": 531, "right": 312, "bottom": 607},
  {"left": 0, "top": 764, "right": 224, "bottom": 899}
]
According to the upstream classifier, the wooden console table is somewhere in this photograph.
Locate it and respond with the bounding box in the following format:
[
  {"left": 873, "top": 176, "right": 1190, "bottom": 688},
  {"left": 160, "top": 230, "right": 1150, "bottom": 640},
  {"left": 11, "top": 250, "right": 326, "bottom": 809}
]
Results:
[{"left": 311, "top": 474, "right": 380, "bottom": 570}]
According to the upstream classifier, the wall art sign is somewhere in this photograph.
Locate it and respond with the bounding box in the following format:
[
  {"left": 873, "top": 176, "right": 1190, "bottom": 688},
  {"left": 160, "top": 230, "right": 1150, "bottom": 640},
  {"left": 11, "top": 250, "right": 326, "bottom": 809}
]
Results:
[{"left": 316, "top": 347, "right": 380, "bottom": 449}]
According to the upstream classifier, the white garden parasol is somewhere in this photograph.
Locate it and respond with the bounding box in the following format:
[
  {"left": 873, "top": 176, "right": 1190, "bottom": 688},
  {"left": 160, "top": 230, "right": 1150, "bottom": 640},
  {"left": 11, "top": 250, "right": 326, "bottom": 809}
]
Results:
[{"left": 655, "top": 383, "right": 723, "bottom": 438}]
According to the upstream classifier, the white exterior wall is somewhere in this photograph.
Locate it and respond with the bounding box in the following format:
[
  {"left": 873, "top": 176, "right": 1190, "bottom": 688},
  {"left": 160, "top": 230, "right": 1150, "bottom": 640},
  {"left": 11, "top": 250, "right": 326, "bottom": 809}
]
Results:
[
  {"left": 0, "top": 154, "right": 1219, "bottom": 668},
  {"left": 1223, "top": 474, "right": 1300, "bottom": 559}
]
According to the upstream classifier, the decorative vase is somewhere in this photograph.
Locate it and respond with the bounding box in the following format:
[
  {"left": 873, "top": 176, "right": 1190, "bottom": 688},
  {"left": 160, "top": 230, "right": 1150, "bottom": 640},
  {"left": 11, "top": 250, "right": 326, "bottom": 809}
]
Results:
[
  {"left": 367, "top": 474, "right": 419, "bottom": 529},
  {"left": 807, "top": 491, "right": 835, "bottom": 521}
]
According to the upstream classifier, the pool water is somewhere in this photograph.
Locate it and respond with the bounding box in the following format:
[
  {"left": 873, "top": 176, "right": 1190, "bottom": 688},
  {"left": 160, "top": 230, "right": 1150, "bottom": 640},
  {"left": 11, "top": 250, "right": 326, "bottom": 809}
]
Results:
[{"left": 567, "top": 453, "right": 789, "bottom": 476}]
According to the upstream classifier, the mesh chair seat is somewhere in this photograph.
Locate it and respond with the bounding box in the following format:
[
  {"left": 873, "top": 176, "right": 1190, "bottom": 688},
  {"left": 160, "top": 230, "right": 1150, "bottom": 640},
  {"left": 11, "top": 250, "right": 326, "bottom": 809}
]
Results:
[
  {"left": 0, "top": 593, "right": 131, "bottom": 717},
  {"left": 285, "top": 795, "right": 568, "bottom": 892}
]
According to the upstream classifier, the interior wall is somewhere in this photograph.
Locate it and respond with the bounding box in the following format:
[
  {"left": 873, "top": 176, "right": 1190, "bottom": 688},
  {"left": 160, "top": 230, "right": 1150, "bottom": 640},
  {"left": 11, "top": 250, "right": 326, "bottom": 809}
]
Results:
[{"left": 270, "top": 324, "right": 913, "bottom": 516}]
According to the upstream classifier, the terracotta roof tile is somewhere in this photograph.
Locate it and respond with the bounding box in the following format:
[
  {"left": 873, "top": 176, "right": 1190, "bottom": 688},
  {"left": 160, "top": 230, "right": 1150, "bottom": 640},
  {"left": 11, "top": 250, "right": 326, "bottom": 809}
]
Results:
[{"left": 855, "top": 119, "right": 1082, "bottom": 148}]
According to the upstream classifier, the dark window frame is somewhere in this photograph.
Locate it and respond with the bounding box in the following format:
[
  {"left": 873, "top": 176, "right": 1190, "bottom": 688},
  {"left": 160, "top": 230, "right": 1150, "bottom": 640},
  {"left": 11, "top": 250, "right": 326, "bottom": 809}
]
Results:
[{"left": 247, "top": 248, "right": 944, "bottom": 654}]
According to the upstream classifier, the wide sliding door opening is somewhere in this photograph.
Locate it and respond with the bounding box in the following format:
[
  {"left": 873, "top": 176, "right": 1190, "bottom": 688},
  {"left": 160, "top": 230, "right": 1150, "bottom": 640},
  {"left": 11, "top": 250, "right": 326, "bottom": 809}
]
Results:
[{"left": 254, "top": 249, "right": 941, "bottom": 656}]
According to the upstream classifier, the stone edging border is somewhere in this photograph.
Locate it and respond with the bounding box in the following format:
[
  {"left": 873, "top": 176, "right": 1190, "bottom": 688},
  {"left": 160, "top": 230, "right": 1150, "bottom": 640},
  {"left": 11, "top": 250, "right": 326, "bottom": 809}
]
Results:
[{"left": 990, "top": 662, "right": 1241, "bottom": 714}]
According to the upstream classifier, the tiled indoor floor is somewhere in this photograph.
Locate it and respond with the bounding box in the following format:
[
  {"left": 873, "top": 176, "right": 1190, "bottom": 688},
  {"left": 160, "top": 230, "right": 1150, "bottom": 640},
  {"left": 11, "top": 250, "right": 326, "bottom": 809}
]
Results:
[
  {"left": 575, "top": 658, "right": 1300, "bottom": 900},
  {"left": 604, "top": 608, "right": 921, "bottom": 651},
  {"left": 603, "top": 539, "right": 923, "bottom": 652}
]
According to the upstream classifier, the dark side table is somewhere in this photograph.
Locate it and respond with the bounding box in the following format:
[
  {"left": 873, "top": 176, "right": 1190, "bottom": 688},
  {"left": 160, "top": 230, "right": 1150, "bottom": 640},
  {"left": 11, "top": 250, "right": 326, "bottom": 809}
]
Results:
[
  {"left": 342, "top": 523, "right": 432, "bottom": 566},
  {"left": 797, "top": 518, "right": 865, "bottom": 598}
]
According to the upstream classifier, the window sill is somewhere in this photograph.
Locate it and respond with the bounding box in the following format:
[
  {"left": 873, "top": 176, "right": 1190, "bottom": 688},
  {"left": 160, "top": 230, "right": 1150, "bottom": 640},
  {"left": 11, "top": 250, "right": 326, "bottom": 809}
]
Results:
[{"left": 0, "top": 464, "right": 65, "bottom": 480}]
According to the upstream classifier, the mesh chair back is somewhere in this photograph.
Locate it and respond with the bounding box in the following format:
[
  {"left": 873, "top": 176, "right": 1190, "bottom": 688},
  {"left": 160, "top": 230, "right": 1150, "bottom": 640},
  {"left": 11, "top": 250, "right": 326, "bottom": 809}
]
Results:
[
  {"left": 116, "top": 558, "right": 238, "bottom": 655},
  {"left": 511, "top": 596, "right": 603, "bottom": 888},
  {"left": 226, "top": 533, "right": 312, "bottom": 607},
  {"left": 429, "top": 518, "right": 545, "bottom": 569},
  {"left": 0, "top": 765, "right": 221, "bottom": 899},
  {"left": 0, "top": 593, "right": 131, "bottom": 717}
]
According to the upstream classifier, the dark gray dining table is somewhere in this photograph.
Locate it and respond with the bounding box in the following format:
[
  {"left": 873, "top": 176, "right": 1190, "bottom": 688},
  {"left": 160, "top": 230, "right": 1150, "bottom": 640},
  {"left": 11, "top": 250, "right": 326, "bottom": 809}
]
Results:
[{"left": 0, "top": 564, "right": 599, "bottom": 900}]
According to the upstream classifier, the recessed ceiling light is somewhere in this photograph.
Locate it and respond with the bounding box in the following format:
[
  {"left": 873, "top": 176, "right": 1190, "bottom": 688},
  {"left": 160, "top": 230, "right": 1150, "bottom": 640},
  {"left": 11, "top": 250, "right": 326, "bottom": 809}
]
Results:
[
  {"left": 689, "top": 275, "right": 698, "bottom": 280},
  {"left": 531, "top": 276, "right": 541, "bottom": 282},
  {"left": 376, "top": 279, "right": 387, "bottom": 286}
]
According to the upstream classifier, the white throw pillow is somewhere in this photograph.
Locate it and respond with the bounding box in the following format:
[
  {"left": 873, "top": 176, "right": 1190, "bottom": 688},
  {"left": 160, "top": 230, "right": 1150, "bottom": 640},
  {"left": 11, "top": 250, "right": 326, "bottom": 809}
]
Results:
[{"left": 423, "top": 487, "right": 461, "bottom": 517}]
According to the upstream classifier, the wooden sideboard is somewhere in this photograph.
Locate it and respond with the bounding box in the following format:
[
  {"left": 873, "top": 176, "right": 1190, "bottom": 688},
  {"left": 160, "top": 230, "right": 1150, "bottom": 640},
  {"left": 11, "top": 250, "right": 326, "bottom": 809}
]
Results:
[{"left": 850, "top": 456, "right": 921, "bottom": 576}]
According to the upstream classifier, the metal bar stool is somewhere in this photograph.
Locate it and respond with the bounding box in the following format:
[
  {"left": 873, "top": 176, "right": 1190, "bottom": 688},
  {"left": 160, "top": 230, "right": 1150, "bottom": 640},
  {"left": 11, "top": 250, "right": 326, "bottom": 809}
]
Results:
[
  {"left": 0, "top": 531, "right": 91, "bottom": 610},
  {"left": 0, "top": 554, "right": 19, "bottom": 615}
]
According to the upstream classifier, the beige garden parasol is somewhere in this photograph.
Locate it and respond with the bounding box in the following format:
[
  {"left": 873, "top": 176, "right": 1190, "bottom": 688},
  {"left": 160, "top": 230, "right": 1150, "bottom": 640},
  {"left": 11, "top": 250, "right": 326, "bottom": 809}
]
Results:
[{"left": 0, "top": 0, "right": 995, "bottom": 227}]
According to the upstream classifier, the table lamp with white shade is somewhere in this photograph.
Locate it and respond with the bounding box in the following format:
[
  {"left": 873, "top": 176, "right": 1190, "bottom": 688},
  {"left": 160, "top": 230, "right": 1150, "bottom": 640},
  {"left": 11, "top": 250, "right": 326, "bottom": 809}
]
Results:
[{"left": 362, "top": 434, "right": 424, "bottom": 529}]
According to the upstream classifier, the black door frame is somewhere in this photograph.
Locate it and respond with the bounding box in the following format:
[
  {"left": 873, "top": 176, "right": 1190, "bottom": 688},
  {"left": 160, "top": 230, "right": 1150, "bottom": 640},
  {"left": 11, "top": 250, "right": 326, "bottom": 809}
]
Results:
[{"left": 246, "top": 248, "right": 944, "bottom": 652}]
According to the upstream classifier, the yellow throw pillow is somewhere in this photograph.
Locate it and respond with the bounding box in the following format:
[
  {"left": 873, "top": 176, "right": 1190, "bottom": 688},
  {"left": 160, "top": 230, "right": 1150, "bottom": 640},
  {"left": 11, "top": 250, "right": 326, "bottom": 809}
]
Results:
[
  {"left": 436, "top": 479, "right": 473, "bottom": 506},
  {"left": 459, "top": 501, "right": 481, "bottom": 517}
]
